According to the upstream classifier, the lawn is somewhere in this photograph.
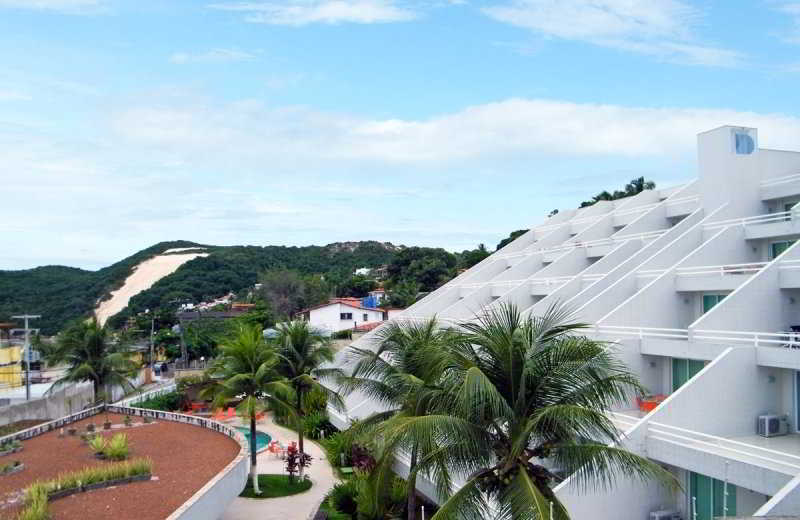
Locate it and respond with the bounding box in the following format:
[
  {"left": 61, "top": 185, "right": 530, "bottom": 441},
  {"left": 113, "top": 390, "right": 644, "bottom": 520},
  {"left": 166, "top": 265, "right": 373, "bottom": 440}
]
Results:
[{"left": 239, "top": 474, "right": 313, "bottom": 499}]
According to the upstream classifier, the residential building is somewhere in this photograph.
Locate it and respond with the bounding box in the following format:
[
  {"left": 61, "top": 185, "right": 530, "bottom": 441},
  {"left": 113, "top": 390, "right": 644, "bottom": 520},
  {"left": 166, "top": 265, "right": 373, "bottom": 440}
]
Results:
[
  {"left": 328, "top": 126, "right": 800, "bottom": 519},
  {"left": 296, "top": 298, "right": 386, "bottom": 333}
]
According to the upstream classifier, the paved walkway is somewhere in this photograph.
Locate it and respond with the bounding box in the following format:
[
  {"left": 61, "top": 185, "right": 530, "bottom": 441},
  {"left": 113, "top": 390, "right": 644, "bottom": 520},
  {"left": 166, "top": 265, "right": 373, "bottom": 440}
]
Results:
[{"left": 221, "top": 415, "right": 337, "bottom": 520}]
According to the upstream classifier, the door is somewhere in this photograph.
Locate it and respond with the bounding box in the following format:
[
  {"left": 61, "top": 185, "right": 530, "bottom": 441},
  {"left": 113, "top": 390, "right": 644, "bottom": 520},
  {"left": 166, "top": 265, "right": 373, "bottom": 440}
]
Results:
[
  {"left": 689, "top": 472, "right": 736, "bottom": 519},
  {"left": 672, "top": 358, "right": 706, "bottom": 392}
]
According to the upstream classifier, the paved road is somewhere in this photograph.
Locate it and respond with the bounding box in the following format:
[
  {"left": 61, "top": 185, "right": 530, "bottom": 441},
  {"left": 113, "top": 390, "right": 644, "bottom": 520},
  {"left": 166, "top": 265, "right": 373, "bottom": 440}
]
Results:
[{"left": 221, "top": 414, "right": 337, "bottom": 520}]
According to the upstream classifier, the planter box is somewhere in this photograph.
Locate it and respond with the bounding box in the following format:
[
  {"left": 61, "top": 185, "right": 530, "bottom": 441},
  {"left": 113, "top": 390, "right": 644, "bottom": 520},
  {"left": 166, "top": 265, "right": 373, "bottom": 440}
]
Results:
[
  {"left": 0, "top": 447, "right": 22, "bottom": 457},
  {"left": 48, "top": 488, "right": 79, "bottom": 500},
  {"left": 48, "top": 474, "right": 153, "bottom": 501},
  {"left": 1, "top": 463, "right": 24, "bottom": 476}
]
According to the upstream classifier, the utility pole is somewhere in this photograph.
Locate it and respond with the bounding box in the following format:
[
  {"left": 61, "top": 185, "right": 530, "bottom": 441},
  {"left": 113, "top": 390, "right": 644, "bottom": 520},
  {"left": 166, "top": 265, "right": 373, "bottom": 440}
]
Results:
[
  {"left": 11, "top": 314, "right": 40, "bottom": 401},
  {"left": 149, "top": 317, "right": 156, "bottom": 381}
]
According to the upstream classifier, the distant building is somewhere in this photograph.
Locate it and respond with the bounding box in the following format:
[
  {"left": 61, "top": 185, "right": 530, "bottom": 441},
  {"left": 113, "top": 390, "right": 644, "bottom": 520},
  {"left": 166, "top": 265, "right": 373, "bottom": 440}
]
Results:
[
  {"left": 354, "top": 267, "right": 372, "bottom": 276},
  {"left": 296, "top": 298, "right": 385, "bottom": 333}
]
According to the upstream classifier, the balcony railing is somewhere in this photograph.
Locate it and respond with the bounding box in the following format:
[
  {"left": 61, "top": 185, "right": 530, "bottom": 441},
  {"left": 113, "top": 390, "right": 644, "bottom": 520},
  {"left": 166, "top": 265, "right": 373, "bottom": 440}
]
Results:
[
  {"left": 612, "top": 202, "right": 660, "bottom": 217},
  {"left": 761, "top": 173, "right": 800, "bottom": 188},
  {"left": 664, "top": 194, "right": 700, "bottom": 206},
  {"left": 594, "top": 325, "right": 800, "bottom": 348},
  {"left": 704, "top": 209, "right": 799, "bottom": 230},
  {"left": 648, "top": 422, "right": 800, "bottom": 475},
  {"left": 674, "top": 262, "right": 768, "bottom": 277}
]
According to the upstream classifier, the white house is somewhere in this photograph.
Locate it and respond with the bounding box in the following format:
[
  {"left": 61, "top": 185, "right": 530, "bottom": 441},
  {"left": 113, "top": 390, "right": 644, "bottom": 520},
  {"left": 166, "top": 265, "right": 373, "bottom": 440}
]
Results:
[
  {"left": 328, "top": 126, "right": 800, "bottom": 519},
  {"left": 297, "top": 298, "right": 385, "bottom": 333}
]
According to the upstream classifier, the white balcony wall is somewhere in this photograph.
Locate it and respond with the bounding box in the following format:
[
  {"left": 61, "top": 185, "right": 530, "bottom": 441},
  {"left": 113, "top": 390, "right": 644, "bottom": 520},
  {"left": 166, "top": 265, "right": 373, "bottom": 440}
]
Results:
[
  {"left": 569, "top": 213, "right": 615, "bottom": 244},
  {"left": 454, "top": 256, "right": 513, "bottom": 285},
  {"left": 438, "top": 285, "right": 495, "bottom": 320},
  {"left": 491, "top": 253, "right": 545, "bottom": 282},
  {"left": 407, "top": 286, "right": 462, "bottom": 316},
  {"left": 759, "top": 148, "right": 800, "bottom": 184},
  {"left": 524, "top": 241, "right": 639, "bottom": 318},
  {"left": 496, "top": 229, "right": 538, "bottom": 255},
  {"left": 689, "top": 241, "right": 800, "bottom": 334},
  {"left": 610, "top": 199, "right": 669, "bottom": 238},
  {"left": 571, "top": 199, "right": 614, "bottom": 219},
  {"left": 755, "top": 474, "right": 800, "bottom": 516},
  {"left": 531, "top": 247, "right": 590, "bottom": 278},
  {"left": 574, "top": 208, "right": 707, "bottom": 323}
]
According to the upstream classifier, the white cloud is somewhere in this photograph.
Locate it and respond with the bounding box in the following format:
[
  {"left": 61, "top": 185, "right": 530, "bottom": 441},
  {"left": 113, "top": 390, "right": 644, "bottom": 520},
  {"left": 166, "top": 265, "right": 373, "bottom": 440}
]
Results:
[
  {"left": 109, "top": 97, "right": 800, "bottom": 164},
  {"left": 482, "top": 0, "right": 743, "bottom": 67},
  {"left": 0, "top": 0, "right": 103, "bottom": 13},
  {"left": 207, "top": 0, "right": 416, "bottom": 25},
  {"left": 169, "top": 48, "right": 257, "bottom": 64}
]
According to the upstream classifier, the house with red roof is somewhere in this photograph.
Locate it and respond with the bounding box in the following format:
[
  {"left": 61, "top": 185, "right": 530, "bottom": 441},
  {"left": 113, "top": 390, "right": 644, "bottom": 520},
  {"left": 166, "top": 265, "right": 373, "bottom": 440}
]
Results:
[{"left": 295, "top": 298, "right": 387, "bottom": 333}]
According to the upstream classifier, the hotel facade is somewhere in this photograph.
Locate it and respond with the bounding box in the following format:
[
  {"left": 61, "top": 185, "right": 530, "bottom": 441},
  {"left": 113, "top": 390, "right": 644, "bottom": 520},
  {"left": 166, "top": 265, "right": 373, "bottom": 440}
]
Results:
[{"left": 329, "top": 125, "right": 800, "bottom": 519}]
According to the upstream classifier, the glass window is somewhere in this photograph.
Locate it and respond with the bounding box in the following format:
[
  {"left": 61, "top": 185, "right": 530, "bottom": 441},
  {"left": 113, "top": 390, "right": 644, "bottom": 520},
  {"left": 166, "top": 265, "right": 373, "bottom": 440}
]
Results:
[
  {"left": 340, "top": 312, "right": 352, "bottom": 320},
  {"left": 734, "top": 132, "right": 754, "bottom": 155},
  {"left": 363, "top": 313, "right": 368, "bottom": 322},
  {"left": 770, "top": 240, "right": 797, "bottom": 260},
  {"left": 702, "top": 294, "right": 726, "bottom": 314}
]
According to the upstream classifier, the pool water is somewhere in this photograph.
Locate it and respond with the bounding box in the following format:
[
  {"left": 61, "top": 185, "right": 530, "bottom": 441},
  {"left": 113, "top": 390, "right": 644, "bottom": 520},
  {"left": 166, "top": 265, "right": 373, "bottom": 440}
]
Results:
[{"left": 236, "top": 427, "right": 272, "bottom": 451}]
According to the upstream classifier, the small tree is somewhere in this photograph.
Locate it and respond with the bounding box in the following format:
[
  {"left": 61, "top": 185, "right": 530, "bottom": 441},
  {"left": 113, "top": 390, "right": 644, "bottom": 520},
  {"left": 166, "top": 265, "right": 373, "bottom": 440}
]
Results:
[
  {"left": 285, "top": 443, "right": 312, "bottom": 482},
  {"left": 272, "top": 321, "right": 344, "bottom": 477},
  {"left": 204, "top": 324, "right": 294, "bottom": 494}
]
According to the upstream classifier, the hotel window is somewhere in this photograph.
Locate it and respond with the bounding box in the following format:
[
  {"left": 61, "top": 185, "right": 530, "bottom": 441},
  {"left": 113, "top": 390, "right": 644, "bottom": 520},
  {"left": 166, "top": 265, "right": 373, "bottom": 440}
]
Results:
[
  {"left": 363, "top": 313, "right": 369, "bottom": 322},
  {"left": 770, "top": 240, "right": 796, "bottom": 260},
  {"left": 733, "top": 130, "right": 754, "bottom": 155},
  {"left": 340, "top": 312, "right": 352, "bottom": 320}
]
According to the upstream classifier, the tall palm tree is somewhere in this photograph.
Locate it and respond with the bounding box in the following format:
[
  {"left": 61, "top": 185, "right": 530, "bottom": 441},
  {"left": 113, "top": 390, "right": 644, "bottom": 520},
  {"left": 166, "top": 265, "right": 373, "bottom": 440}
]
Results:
[
  {"left": 338, "top": 318, "right": 458, "bottom": 520},
  {"left": 204, "top": 324, "right": 294, "bottom": 494},
  {"left": 424, "top": 304, "right": 676, "bottom": 520},
  {"left": 272, "top": 321, "right": 344, "bottom": 474},
  {"left": 45, "top": 318, "right": 138, "bottom": 402}
]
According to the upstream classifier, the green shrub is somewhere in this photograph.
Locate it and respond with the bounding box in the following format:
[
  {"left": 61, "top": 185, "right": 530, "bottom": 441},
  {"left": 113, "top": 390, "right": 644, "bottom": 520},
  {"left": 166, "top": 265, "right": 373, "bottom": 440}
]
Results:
[
  {"left": 303, "top": 411, "right": 336, "bottom": 440},
  {"left": 88, "top": 435, "right": 107, "bottom": 454},
  {"left": 104, "top": 434, "right": 129, "bottom": 461},
  {"left": 332, "top": 329, "right": 352, "bottom": 340},
  {"left": 328, "top": 480, "right": 359, "bottom": 517},
  {"left": 18, "top": 483, "right": 48, "bottom": 520},
  {"left": 176, "top": 374, "right": 210, "bottom": 392},
  {"left": 321, "top": 432, "right": 352, "bottom": 468},
  {"left": 134, "top": 391, "right": 184, "bottom": 411}
]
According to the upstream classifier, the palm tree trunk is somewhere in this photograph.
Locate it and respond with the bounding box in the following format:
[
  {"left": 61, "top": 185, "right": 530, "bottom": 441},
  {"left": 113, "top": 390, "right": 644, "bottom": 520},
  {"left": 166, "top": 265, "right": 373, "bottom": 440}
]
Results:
[
  {"left": 296, "top": 390, "right": 305, "bottom": 478},
  {"left": 250, "top": 414, "right": 260, "bottom": 494},
  {"left": 407, "top": 443, "right": 418, "bottom": 520}
]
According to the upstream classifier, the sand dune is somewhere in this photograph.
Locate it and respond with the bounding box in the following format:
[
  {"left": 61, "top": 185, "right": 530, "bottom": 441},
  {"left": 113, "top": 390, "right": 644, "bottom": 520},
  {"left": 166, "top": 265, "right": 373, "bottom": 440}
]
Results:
[{"left": 95, "top": 252, "right": 208, "bottom": 325}]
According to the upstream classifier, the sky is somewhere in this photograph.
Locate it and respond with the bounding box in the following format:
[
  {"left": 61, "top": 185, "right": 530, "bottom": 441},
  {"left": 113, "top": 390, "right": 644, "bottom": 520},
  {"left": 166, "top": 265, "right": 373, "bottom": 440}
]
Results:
[{"left": 2, "top": 0, "right": 800, "bottom": 270}]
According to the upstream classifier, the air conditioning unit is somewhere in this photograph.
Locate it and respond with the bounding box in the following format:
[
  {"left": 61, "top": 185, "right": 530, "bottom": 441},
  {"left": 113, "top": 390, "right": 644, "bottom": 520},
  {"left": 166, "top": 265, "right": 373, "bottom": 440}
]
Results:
[
  {"left": 649, "top": 510, "right": 680, "bottom": 520},
  {"left": 757, "top": 414, "right": 790, "bottom": 437}
]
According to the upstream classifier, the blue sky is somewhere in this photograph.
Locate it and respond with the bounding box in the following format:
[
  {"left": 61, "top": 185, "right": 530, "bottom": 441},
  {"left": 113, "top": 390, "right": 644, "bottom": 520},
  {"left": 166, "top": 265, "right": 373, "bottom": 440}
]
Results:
[{"left": 2, "top": 0, "right": 800, "bottom": 270}]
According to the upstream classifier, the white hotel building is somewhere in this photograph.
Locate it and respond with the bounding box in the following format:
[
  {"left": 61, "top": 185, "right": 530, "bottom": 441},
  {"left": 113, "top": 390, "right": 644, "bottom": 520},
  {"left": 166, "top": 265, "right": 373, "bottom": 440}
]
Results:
[{"left": 329, "top": 125, "right": 800, "bottom": 519}]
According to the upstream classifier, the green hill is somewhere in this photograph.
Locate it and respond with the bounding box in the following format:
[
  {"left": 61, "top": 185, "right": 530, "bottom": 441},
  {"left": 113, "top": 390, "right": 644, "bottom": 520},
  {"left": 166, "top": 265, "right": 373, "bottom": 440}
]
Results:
[{"left": 0, "top": 240, "right": 400, "bottom": 335}]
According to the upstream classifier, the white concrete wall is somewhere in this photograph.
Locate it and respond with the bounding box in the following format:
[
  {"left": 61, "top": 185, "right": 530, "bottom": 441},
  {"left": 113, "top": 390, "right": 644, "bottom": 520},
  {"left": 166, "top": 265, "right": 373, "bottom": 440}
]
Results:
[
  {"left": 309, "top": 304, "right": 384, "bottom": 332},
  {"left": 755, "top": 473, "right": 800, "bottom": 516},
  {"left": 760, "top": 148, "right": 800, "bottom": 183},
  {"left": 0, "top": 382, "right": 94, "bottom": 426},
  {"left": 690, "top": 239, "right": 800, "bottom": 333}
]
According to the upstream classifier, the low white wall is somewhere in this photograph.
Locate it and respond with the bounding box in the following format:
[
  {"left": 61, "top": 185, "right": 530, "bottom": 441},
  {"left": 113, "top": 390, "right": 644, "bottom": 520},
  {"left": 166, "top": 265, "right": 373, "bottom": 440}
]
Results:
[
  {"left": 755, "top": 473, "right": 800, "bottom": 516},
  {"left": 0, "top": 382, "right": 94, "bottom": 426}
]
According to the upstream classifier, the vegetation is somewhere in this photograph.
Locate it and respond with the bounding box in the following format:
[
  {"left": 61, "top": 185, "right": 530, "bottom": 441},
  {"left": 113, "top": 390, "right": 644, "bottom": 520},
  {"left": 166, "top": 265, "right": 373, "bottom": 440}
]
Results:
[
  {"left": 203, "top": 324, "right": 294, "bottom": 495},
  {"left": 271, "top": 321, "right": 343, "bottom": 475},
  {"left": 339, "top": 319, "right": 457, "bottom": 520},
  {"left": 337, "top": 303, "right": 675, "bottom": 520},
  {"left": 104, "top": 433, "right": 129, "bottom": 460},
  {"left": 17, "top": 458, "right": 152, "bottom": 520},
  {"left": 238, "top": 474, "right": 312, "bottom": 499},
  {"left": 42, "top": 318, "right": 138, "bottom": 400},
  {"left": 133, "top": 390, "right": 185, "bottom": 411},
  {"left": 579, "top": 176, "right": 656, "bottom": 207},
  {"left": 496, "top": 229, "right": 528, "bottom": 251}
]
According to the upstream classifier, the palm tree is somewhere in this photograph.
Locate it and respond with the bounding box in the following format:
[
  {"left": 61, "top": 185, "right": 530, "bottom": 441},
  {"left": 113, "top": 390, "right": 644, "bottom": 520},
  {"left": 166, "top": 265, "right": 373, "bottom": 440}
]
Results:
[
  {"left": 272, "top": 321, "right": 343, "bottom": 475},
  {"left": 45, "top": 318, "right": 138, "bottom": 402},
  {"left": 424, "top": 304, "right": 676, "bottom": 519},
  {"left": 204, "top": 324, "right": 294, "bottom": 494},
  {"left": 338, "top": 318, "right": 458, "bottom": 520}
]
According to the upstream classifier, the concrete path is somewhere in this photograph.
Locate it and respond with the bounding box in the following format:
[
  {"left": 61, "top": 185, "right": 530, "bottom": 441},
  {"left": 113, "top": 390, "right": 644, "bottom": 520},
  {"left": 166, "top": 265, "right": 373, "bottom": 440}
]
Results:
[{"left": 221, "top": 415, "right": 337, "bottom": 520}]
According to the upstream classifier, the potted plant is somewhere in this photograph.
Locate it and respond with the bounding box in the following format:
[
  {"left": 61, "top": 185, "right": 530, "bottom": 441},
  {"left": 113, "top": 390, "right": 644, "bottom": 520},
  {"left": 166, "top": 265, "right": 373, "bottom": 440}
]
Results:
[
  {"left": 89, "top": 436, "right": 107, "bottom": 459},
  {"left": 143, "top": 416, "right": 152, "bottom": 424},
  {"left": 67, "top": 426, "right": 77, "bottom": 436},
  {"left": 123, "top": 415, "right": 132, "bottom": 427},
  {"left": 86, "top": 423, "right": 96, "bottom": 433},
  {"left": 104, "top": 419, "right": 112, "bottom": 430}
]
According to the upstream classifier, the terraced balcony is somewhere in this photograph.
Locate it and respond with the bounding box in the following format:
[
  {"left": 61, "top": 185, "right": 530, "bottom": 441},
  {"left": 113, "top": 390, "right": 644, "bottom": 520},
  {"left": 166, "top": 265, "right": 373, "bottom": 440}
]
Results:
[{"left": 761, "top": 173, "right": 800, "bottom": 201}]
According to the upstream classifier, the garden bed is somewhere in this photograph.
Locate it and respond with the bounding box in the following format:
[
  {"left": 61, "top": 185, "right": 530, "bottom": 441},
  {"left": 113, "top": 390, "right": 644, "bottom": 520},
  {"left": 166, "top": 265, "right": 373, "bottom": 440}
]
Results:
[
  {"left": 239, "top": 474, "right": 312, "bottom": 499},
  {"left": 0, "top": 413, "right": 240, "bottom": 520}
]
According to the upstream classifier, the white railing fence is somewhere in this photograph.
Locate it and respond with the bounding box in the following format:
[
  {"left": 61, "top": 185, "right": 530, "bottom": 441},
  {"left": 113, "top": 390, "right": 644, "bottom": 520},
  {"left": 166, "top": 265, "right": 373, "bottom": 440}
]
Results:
[{"left": 648, "top": 422, "right": 800, "bottom": 474}]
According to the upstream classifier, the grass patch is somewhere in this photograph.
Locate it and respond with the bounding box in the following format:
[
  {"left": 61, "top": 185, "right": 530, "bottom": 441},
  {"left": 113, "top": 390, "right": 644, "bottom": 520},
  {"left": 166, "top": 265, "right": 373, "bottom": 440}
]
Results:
[{"left": 239, "top": 474, "right": 312, "bottom": 499}]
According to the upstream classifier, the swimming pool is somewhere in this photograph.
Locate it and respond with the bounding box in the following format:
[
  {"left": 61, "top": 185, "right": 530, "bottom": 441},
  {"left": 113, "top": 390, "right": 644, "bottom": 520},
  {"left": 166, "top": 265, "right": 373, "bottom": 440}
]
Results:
[{"left": 236, "top": 427, "right": 272, "bottom": 452}]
